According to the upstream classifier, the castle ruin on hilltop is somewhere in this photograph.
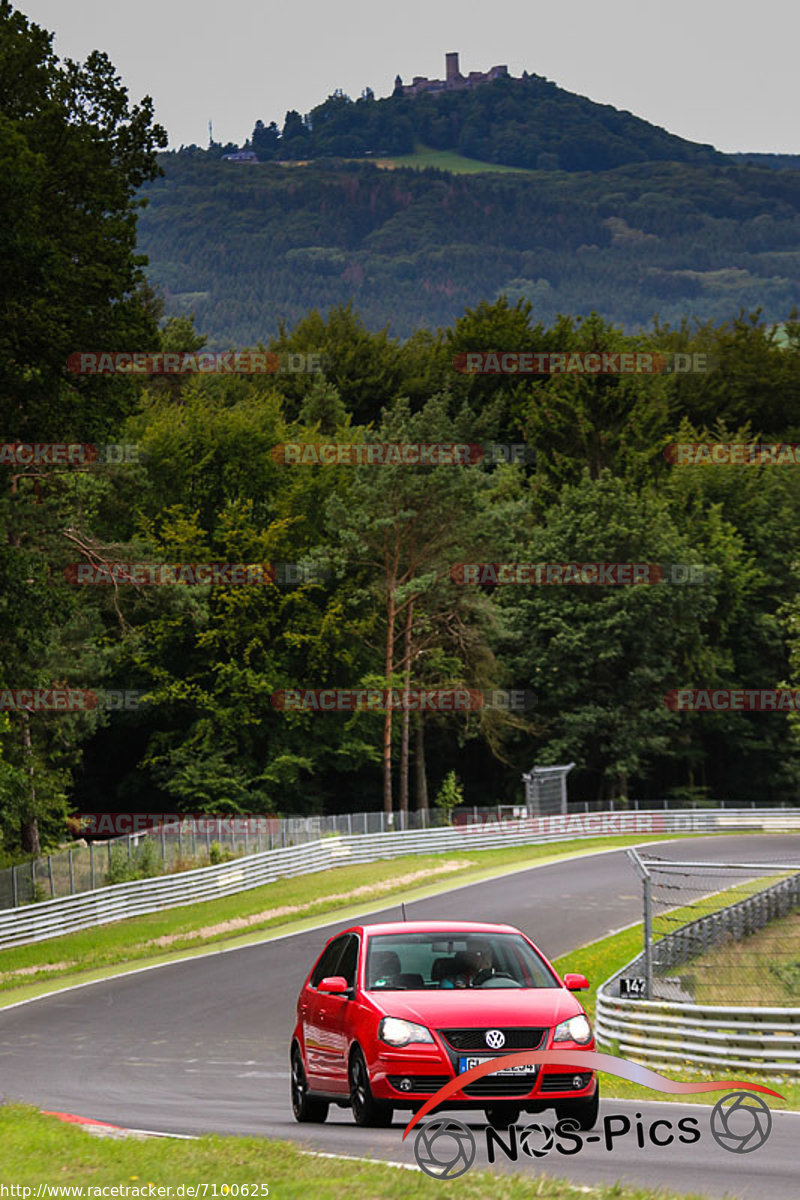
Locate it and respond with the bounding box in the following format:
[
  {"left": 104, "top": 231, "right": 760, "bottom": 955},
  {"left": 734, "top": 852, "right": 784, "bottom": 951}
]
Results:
[{"left": 393, "top": 52, "right": 510, "bottom": 98}]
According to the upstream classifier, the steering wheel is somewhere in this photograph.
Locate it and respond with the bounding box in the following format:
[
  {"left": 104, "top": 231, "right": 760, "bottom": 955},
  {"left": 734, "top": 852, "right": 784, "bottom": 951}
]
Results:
[{"left": 471, "top": 968, "right": 515, "bottom": 987}]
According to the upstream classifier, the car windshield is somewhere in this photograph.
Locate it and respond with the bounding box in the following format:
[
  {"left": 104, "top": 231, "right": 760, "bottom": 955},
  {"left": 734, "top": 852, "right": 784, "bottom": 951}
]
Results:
[{"left": 364, "top": 931, "right": 560, "bottom": 990}]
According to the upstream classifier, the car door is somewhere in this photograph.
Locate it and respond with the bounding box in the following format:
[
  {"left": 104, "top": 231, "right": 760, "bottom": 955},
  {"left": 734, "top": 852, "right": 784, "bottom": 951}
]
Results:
[
  {"left": 321, "top": 933, "right": 359, "bottom": 1090},
  {"left": 302, "top": 935, "right": 347, "bottom": 1088}
]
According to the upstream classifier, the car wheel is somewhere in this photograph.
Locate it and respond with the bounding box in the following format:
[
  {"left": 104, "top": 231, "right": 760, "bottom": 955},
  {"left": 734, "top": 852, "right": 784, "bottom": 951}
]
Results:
[
  {"left": 290, "top": 1046, "right": 329, "bottom": 1123},
  {"left": 484, "top": 1104, "right": 521, "bottom": 1130},
  {"left": 349, "top": 1049, "right": 393, "bottom": 1127},
  {"left": 556, "top": 1084, "right": 599, "bottom": 1131}
]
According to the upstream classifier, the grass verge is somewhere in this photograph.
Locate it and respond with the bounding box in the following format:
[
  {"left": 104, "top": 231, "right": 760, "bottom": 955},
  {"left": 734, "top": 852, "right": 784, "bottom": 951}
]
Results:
[
  {"left": 0, "top": 834, "right": 712, "bottom": 1003},
  {"left": 0, "top": 1102, "right": 714, "bottom": 1198},
  {"left": 680, "top": 907, "right": 800, "bottom": 1006},
  {"left": 373, "top": 142, "right": 535, "bottom": 173}
]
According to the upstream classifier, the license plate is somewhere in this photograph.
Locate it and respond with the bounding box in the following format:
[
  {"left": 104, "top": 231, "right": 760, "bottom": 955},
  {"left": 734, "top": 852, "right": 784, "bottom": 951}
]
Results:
[{"left": 459, "top": 1056, "right": 538, "bottom": 1077}]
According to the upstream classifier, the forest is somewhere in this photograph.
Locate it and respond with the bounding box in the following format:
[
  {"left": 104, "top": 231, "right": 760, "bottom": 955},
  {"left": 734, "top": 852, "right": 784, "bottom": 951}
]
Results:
[
  {"left": 138, "top": 154, "right": 800, "bottom": 344},
  {"left": 2, "top": 1, "right": 800, "bottom": 866}
]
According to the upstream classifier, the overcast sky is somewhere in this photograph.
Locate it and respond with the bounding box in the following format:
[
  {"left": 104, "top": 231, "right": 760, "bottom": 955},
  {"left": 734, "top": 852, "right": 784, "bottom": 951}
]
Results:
[{"left": 18, "top": 0, "right": 799, "bottom": 154}]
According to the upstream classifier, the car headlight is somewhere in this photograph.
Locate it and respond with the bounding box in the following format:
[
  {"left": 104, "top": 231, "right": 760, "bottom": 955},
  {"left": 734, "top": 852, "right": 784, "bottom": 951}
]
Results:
[
  {"left": 378, "top": 1017, "right": 434, "bottom": 1047},
  {"left": 552, "top": 1014, "right": 592, "bottom": 1044}
]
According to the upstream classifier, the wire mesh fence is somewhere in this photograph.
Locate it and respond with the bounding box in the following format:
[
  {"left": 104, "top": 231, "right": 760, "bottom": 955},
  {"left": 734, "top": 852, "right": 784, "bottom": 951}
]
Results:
[
  {"left": 628, "top": 850, "right": 800, "bottom": 1006},
  {"left": 0, "top": 807, "right": 458, "bottom": 910}
]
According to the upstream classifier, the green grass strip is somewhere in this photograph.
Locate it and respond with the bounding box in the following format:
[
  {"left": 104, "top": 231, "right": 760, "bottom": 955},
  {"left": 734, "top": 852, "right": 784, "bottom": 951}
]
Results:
[{"left": 0, "top": 1102, "right": 715, "bottom": 1197}]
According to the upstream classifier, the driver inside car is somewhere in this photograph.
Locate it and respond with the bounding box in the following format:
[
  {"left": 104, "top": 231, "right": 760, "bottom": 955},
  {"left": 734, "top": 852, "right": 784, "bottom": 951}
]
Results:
[{"left": 440, "top": 942, "right": 494, "bottom": 988}]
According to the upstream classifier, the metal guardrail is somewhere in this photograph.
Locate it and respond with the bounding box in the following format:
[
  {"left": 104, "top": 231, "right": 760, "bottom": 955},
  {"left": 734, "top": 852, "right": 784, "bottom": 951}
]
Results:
[
  {"left": 1, "top": 796, "right": 793, "bottom": 910},
  {"left": 595, "top": 991, "right": 800, "bottom": 1073},
  {"left": 596, "top": 866, "right": 800, "bottom": 1072},
  {"left": 0, "top": 807, "right": 798, "bottom": 951}
]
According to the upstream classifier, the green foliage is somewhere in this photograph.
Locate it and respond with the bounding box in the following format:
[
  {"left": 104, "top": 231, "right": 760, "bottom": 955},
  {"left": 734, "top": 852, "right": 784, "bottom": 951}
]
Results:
[
  {"left": 434, "top": 770, "right": 464, "bottom": 821},
  {"left": 1, "top": 0, "right": 799, "bottom": 828},
  {"left": 0, "top": 0, "right": 167, "bottom": 440},
  {"left": 207, "top": 841, "right": 235, "bottom": 865},
  {"left": 105, "top": 839, "right": 162, "bottom": 885},
  {"left": 138, "top": 155, "right": 800, "bottom": 344},
  {"left": 239, "top": 73, "right": 722, "bottom": 172}
]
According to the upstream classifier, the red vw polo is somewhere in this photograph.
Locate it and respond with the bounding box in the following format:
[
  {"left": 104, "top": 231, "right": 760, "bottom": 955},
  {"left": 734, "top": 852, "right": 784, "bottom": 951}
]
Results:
[{"left": 290, "top": 920, "right": 598, "bottom": 1130}]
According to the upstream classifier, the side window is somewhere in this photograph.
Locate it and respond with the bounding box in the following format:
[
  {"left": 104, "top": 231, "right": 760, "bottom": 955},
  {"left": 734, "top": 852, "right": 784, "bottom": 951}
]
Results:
[
  {"left": 310, "top": 937, "right": 345, "bottom": 987},
  {"left": 336, "top": 935, "right": 359, "bottom": 989}
]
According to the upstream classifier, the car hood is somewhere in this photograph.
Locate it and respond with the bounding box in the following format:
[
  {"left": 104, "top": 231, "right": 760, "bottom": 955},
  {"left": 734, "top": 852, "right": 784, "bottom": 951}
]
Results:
[{"left": 367, "top": 987, "right": 585, "bottom": 1029}]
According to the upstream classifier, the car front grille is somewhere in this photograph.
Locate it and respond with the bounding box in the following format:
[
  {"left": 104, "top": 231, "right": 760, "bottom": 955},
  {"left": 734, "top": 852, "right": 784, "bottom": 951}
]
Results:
[
  {"left": 440, "top": 1027, "right": 546, "bottom": 1051},
  {"left": 460, "top": 1076, "right": 538, "bottom": 1097},
  {"left": 538, "top": 1072, "right": 592, "bottom": 1093},
  {"left": 387, "top": 1075, "right": 450, "bottom": 1094}
]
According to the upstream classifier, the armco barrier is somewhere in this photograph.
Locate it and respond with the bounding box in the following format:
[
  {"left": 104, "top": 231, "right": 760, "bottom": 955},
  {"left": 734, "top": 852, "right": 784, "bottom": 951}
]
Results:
[
  {"left": 0, "top": 808, "right": 798, "bottom": 951},
  {"left": 595, "top": 990, "right": 800, "bottom": 1072},
  {"left": 596, "top": 865, "right": 800, "bottom": 1072}
]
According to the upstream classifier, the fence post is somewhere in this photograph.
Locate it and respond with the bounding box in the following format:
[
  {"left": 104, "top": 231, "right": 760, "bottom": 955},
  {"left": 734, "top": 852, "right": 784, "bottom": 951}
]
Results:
[
  {"left": 12, "top": 864, "right": 18, "bottom": 908},
  {"left": 107, "top": 840, "right": 112, "bottom": 874},
  {"left": 90, "top": 841, "right": 95, "bottom": 890},
  {"left": 48, "top": 855, "right": 55, "bottom": 898},
  {"left": 31, "top": 858, "right": 36, "bottom": 899},
  {"left": 347, "top": 813, "right": 352, "bottom": 836},
  {"left": 128, "top": 834, "right": 133, "bottom": 863},
  {"left": 643, "top": 873, "right": 653, "bottom": 1000},
  {"left": 68, "top": 849, "right": 75, "bottom": 895},
  {"left": 161, "top": 827, "right": 166, "bottom": 863}
]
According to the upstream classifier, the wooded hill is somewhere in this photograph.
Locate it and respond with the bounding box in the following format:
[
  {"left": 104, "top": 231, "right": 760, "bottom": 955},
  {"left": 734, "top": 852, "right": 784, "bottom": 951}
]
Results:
[{"left": 138, "top": 154, "right": 800, "bottom": 344}]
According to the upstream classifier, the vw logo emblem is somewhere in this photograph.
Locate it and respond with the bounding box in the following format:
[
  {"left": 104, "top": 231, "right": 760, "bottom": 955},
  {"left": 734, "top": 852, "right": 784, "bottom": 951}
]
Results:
[
  {"left": 413, "top": 1117, "right": 476, "bottom": 1179},
  {"left": 485, "top": 1028, "right": 505, "bottom": 1049},
  {"left": 710, "top": 1091, "right": 773, "bottom": 1154}
]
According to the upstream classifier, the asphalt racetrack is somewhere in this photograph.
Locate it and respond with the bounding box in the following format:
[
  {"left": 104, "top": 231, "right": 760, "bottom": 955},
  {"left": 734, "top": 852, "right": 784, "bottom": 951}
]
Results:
[{"left": 1, "top": 834, "right": 797, "bottom": 1198}]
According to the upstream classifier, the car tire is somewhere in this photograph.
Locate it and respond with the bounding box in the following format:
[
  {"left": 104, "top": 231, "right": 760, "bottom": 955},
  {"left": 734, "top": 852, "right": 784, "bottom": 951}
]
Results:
[
  {"left": 290, "top": 1046, "right": 329, "bottom": 1123},
  {"left": 349, "top": 1049, "right": 393, "bottom": 1127},
  {"left": 556, "top": 1083, "right": 600, "bottom": 1131},
  {"left": 484, "top": 1104, "right": 521, "bottom": 1130}
]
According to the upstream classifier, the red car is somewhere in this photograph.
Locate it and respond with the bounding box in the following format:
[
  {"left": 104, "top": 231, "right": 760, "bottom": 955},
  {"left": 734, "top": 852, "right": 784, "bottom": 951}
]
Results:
[{"left": 290, "top": 920, "right": 598, "bottom": 1130}]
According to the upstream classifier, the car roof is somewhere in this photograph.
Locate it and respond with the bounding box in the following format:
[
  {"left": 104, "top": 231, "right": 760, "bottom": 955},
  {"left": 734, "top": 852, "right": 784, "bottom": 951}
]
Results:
[{"left": 357, "top": 921, "right": 521, "bottom": 936}]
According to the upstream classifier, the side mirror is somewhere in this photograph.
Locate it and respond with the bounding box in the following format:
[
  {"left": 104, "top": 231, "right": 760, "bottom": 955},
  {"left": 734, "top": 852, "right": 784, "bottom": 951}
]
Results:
[
  {"left": 563, "top": 973, "right": 589, "bottom": 991},
  {"left": 318, "top": 975, "right": 350, "bottom": 994}
]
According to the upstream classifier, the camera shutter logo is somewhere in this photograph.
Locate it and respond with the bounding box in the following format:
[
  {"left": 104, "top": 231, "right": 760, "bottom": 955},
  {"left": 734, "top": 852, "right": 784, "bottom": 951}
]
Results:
[
  {"left": 413, "top": 1117, "right": 476, "bottom": 1179},
  {"left": 518, "top": 1122, "right": 555, "bottom": 1158},
  {"left": 710, "top": 1091, "right": 772, "bottom": 1154},
  {"left": 485, "top": 1029, "right": 505, "bottom": 1049}
]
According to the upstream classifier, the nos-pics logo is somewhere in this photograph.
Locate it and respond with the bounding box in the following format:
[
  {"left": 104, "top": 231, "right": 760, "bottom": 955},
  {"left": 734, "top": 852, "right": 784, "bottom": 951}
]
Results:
[{"left": 413, "top": 1092, "right": 774, "bottom": 1179}]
